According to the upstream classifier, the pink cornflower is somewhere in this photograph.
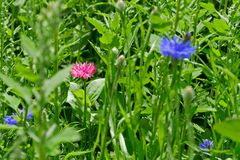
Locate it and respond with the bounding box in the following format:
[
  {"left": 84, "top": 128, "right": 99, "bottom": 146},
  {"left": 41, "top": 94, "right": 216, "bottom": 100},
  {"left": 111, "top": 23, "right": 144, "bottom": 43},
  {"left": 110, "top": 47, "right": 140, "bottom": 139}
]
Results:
[{"left": 71, "top": 62, "right": 96, "bottom": 79}]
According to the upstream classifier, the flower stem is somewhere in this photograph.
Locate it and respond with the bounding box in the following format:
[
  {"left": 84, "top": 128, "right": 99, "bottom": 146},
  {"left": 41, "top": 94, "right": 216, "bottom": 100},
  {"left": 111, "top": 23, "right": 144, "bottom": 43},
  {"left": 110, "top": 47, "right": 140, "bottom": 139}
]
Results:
[
  {"left": 174, "top": 0, "right": 181, "bottom": 33},
  {"left": 0, "top": 0, "right": 5, "bottom": 122},
  {"left": 83, "top": 79, "right": 87, "bottom": 129}
]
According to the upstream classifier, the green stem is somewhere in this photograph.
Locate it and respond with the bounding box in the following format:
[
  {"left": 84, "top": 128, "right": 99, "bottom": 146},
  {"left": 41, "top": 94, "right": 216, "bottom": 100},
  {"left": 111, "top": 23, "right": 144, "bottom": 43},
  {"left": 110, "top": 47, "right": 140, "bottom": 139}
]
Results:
[
  {"left": 83, "top": 80, "right": 87, "bottom": 129},
  {"left": 174, "top": 0, "right": 181, "bottom": 33},
  {"left": 0, "top": 0, "right": 4, "bottom": 121},
  {"left": 193, "top": 0, "right": 199, "bottom": 46},
  {"left": 38, "top": 58, "right": 46, "bottom": 160},
  {"left": 224, "top": 0, "right": 228, "bottom": 14},
  {"left": 54, "top": 23, "right": 59, "bottom": 125}
]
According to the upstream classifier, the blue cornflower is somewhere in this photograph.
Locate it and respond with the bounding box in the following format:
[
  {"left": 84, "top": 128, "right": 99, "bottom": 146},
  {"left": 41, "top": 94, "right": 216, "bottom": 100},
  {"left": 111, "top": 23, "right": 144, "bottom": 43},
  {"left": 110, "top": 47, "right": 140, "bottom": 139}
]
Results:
[
  {"left": 199, "top": 139, "right": 214, "bottom": 150},
  {"left": 4, "top": 115, "right": 18, "bottom": 125},
  {"left": 26, "top": 111, "right": 33, "bottom": 120},
  {"left": 160, "top": 35, "right": 196, "bottom": 59},
  {"left": 20, "top": 109, "right": 33, "bottom": 120},
  {"left": 3, "top": 108, "right": 33, "bottom": 126}
]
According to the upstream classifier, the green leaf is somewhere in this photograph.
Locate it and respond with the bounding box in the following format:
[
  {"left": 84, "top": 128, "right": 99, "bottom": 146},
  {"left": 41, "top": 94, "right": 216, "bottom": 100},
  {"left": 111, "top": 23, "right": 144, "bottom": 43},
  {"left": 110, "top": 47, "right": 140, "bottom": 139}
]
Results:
[
  {"left": 64, "top": 150, "right": 92, "bottom": 160},
  {"left": 214, "top": 119, "right": 240, "bottom": 142},
  {"left": 111, "top": 12, "right": 120, "bottom": 31},
  {"left": 21, "top": 34, "right": 39, "bottom": 59},
  {"left": 149, "top": 34, "right": 161, "bottom": 53},
  {"left": 2, "top": 93, "right": 21, "bottom": 111},
  {"left": 150, "top": 15, "right": 171, "bottom": 32},
  {"left": 86, "top": 17, "right": 108, "bottom": 34},
  {"left": 219, "top": 100, "right": 227, "bottom": 108},
  {"left": 193, "top": 123, "right": 205, "bottom": 133},
  {"left": 211, "top": 48, "right": 221, "bottom": 57},
  {"left": 200, "top": 2, "right": 216, "bottom": 13},
  {"left": 66, "top": 82, "right": 80, "bottom": 106},
  {"left": 43, "top": 65, "right": 71, "bottom": 98},
  {"left": 124, "top": 19, "right": 139, "bottom": 54},
  {"left": 72, "top": 89, "right": 91, "bottom": 107},
  {"left": 86, "top": 78, "right": 105, "bottom": 103},
  {"left": 15, "top": 63, "right": 39, "bottom": 82},
  {"left": 14, "top": 0, "right": 25, "bottom": 6},
  {"left": 49, "top": 127, "right": 80, "bottom": 144},
  {"left": 212, "top": 18, "right": 230, "bottom": 34},
  {"left": 192, "top": 68, "right": 203, "bottom": 79},
  {"left": 46, "top": 126, "right": 80, "bottom": 156},
  {"left": 89, "top": 41, "right": 108, "bottom": 65},
  {"left": 195, "top": 106, "right": 217, "bottom": 113},
  {"left": 66, "top": 82, "right": 91, "bottom": 109},
  {"left": 0, "top": 124, "right": 18, "bottom": 130},
  {"left": 0, "top": 73, "right": 31, "bottom": 104},
  {"left": 99, "top": 32, "right": 114, "bottom": 44}
]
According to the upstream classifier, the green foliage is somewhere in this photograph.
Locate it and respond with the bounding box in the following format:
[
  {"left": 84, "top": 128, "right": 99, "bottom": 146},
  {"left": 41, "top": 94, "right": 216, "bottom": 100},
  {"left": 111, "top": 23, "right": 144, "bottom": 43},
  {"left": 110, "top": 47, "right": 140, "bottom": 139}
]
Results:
[
  {"left": 214, "top": 119, "right": 240, "bottom": 143},
  {"left": 0, "top": 0, "right": 240, "bottom": 159},
  {"left": 43, "top": 65, "right": 71, "bottom": 98},
  {"left": 86, "top": 78, "right": 105, "bottom": 103}
]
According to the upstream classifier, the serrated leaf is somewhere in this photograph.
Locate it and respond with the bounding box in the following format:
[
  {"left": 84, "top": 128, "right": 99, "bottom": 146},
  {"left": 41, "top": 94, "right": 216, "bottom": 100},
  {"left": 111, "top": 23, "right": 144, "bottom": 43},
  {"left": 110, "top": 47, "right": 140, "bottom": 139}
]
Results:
[
  {"left": 0, "top": 73, "right": 31, "bottom": 104},
  {"left": 111, "top": 12, "right": 120, "bottom": 31},
  {"left": 21, "top": 34, "right": 39, "bottom": 59},
  {"left": 99, "top": 32, "right": 114, "bottom": 44},
  {"left": 86, "top": 78, "right": 105, "bottom": 103},
  {"left": 86, "top": 17, "right": 108, "bottom": 34},
  {"left": 43, "top": 66, "right": 71, "bottom": 98},
  {"left": 214, "top": 119, "right": 240, "bottom": 142}
]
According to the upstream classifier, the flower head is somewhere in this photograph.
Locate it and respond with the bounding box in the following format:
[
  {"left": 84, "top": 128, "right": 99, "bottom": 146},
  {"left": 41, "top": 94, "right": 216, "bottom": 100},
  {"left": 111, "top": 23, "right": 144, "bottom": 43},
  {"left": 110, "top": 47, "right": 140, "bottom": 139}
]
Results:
[
  {"left": 4, "top": 108, "right": 33, "bottom": 125},
  {"left": 199, "top": 139, "right": 214, "bottom": 150},
  {"left": 116, "top": 0, "right": 126, "bottom": 11},
  {"left": 20, "top": 109, "right": 33, "bottom": 120},
  {"left": 160, "top": 35, "right": 196, "bottom": 59},
  {"left": 71, "top": 62, "right": 96, "bottom": 79},
  {"left": 4, "top": 116, "right": 18, "bottom": 125},
  {"left": 26, "top": 111, "right": 33, "bottom": 120}
]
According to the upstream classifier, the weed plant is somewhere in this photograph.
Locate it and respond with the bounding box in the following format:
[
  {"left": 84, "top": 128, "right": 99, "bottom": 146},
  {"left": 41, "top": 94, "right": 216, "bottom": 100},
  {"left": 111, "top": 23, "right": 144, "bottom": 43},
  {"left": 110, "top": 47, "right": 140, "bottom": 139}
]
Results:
[{"left": 0, "top": 0, "right": 240, "bottom": 159}]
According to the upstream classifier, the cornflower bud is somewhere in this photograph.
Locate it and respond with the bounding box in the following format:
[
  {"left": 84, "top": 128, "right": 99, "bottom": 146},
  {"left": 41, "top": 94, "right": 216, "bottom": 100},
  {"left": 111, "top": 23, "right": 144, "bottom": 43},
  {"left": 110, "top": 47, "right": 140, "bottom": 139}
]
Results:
[
  {"left": 182, "top": 86, "right": 194, "bottom": 105},
  {"left": 116, "top": 0, "right": 126, "bottom": 11},
  {"left": 115, "top": 55, "right": 125, "bottom": 67},
  {"left": 111, "top": 47, "right": 119, "bottom": 55}
]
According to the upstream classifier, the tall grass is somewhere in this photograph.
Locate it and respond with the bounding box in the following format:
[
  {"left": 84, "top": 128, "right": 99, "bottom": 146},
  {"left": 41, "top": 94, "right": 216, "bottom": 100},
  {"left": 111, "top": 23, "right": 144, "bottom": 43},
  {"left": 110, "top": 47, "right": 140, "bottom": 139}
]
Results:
[{"left": 0, "top": 0, "right": 240, "bottom": 159}]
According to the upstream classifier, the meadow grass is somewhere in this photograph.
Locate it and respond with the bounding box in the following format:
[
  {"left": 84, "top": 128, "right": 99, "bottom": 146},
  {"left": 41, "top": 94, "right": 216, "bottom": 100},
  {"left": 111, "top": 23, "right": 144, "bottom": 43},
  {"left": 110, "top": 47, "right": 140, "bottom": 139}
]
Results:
[{"left": 0, "top": 0, "right": 240, "bottom": 159}]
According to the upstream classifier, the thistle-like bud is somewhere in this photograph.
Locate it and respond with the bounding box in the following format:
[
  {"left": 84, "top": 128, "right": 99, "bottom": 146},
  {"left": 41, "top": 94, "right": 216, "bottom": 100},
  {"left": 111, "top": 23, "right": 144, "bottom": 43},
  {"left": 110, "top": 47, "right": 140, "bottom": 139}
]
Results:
[
  {"left": 111, "top": 47, "right": 119, "bottom": 55},
  {"left": 115, "top": 55, "right": 125, "bottom": 67},
  {"left": 182, "top": 86, "right": 194, "bottom": 105},
  {"left": 116, "top": 0, "right": 126, "bottom": 11}
]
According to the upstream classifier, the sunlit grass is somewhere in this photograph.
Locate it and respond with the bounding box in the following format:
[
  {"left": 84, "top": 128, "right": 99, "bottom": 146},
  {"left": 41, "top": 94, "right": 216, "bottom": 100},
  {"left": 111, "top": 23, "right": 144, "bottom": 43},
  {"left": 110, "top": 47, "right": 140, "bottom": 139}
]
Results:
[{"left": 0, "top": 0, "right": 239, "bottom": 159}]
